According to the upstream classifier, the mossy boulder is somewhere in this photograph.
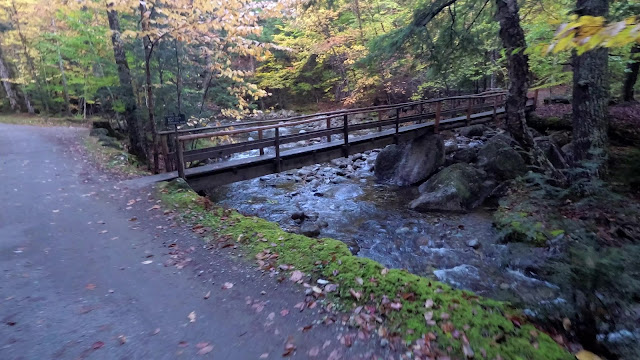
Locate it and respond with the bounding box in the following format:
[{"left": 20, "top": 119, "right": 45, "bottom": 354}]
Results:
[
  {"left": 410, "top": 163, "right": 489, "bottom": 212},
  {"left": 477, "top": 136, "right": 527, "bottom": 180},
  {"left": 375, "top": 134, "right": 445, "bottom": 186},
  {"left": 89, "top": 127, "right": 109, "bottom": 137}
]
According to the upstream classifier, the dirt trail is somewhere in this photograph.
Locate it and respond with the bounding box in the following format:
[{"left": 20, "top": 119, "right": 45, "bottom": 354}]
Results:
[{"left": 0, "top": 124, "right": 385, "bottom": 359}]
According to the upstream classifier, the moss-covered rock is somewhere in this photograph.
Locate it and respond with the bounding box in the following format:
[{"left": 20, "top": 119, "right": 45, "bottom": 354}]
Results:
[
  {"left": 410, "top": 163, "right": 489, "bottom": 212},
  {"left": 374, "top": 134, "right": 445, "bottom": 186},
  {"left": 477, "top": 136, "right": 527, "bottom": 180},
  {"left": 157, "top": 181, "right": 572, "bottom": 360}
]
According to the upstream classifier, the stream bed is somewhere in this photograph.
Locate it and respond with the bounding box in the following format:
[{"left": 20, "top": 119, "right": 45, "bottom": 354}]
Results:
[{"left": 205, "top": 149, "right": 562, "bottom": 307}]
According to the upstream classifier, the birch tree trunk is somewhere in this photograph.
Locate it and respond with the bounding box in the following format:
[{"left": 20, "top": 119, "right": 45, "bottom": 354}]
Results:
[
  {"left": 106, "top": 2, "right": 147, "bottom": 162},
  {"left": 0, "top": 45, "right": 18, "bottom": 111},
  {"left": 572, "top": 0, "right": 609, "bottom": 176}
]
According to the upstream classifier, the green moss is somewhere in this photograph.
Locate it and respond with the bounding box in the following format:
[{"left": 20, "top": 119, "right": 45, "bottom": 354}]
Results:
[
  {"left": 157, "top": 181, "right": 572, "bottom": 360},
  {"left": 84, "top": 137, "right": 148, "bottom": 177}
]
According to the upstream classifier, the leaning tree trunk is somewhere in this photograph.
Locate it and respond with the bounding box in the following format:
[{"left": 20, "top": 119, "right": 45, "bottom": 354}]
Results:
[
  {"left": 106, "top": 3, "right": 147, "bottom": 162},
  {"left": 140, "top": 1, "right": 159, "bottom": 174},
  {"left": 572, "top": 0, "right": 609, "bottom": 176},
  {"left": 495, "top": 0, "right": 534, "bottom": 149},
  {"left": 0, "top": 45, "right": 18, "bottom": 111},
  {"left": 495, "top": 0, "right": 564, "bottom": 180},
  {"left": 622, "top": 44, "right": 639, "bottom": 102}
]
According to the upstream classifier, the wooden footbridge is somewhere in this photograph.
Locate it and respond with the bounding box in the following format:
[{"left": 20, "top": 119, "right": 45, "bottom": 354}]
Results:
[{"left": 150, "top": 91, "right": 537, "bottom": 191}]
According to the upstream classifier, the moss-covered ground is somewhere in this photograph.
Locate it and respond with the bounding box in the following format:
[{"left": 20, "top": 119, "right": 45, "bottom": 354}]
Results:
[
  {"left": 157, "top": 180, "right": 572, "bottom": 360},
  {"left": 84, "top": 136, "right": 149, "bottom": 177}
]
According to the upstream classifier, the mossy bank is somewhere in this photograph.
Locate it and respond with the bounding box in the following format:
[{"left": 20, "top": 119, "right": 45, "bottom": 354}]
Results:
[{"left": 157, "top": 180, "right": 572, "bottom": 360}]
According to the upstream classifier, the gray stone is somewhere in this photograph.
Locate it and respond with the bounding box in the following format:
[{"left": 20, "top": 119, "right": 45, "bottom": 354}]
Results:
[
  {"left": 549, "top": 131, "right": 571, "bottom": 147},
  {"left": 458, "top": 124, "right": 487, "bottom": 138},
  {"left": 410, "top": 163, "right": 490, "bottom": 212},
  {"left": 301, "top": 222, "right": 321, "bottom": 237},
  {"left": 90, "top": 128, "right": 109, "bottom": 137},
  {"left": 561, "top": 142, "right": 574, "bottom": 163},
  {"left": 167, "top": 178, "right": 191, "bottom": 191},
  {"left": 466, "top": 239, "right": 480, "bottom": 249},
  {"left": 477, "top": 136, "right": 527, "bottom": 180},
  {"left": 374, "top": 134, "right": 445, "bottom": 186},
  {"left": 452, "top": 147, "right": 478, "bottom": 164}
]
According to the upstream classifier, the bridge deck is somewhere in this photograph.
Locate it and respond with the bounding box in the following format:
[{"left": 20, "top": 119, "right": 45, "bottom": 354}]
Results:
[{"left": 150, "top": 104, "right": 522, "bottom": 191}]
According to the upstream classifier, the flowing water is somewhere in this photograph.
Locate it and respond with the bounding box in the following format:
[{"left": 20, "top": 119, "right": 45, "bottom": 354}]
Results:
[{"left": 205, "top": 150, "right": 560, "bottom": 306}]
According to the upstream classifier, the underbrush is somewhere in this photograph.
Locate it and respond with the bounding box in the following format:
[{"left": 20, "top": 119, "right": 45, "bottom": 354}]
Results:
[
  {"left": 84, "top": 136, "right": 148, "bottom": 177},
  {"left": 158, "top": 180, "right": 571, "bottom": 360},
  {"left": 0, "top": 114, "right": 92, "bottom": 126},
  {"left": 494, "top": 161, "right": 640, "bottom": 359}
]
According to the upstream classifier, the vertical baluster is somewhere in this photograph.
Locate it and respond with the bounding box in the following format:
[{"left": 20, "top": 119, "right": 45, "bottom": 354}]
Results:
[
  {"left": 326, "top": 117, "right": 332, "bottom": 142},
  {"left": 466, "top": 98, "right": 472, "bottom": 125},
  {"left": 343, "top": 114, "right": 349, "bottom": 157},
  {"left": 275, "top": 127, "right": 281, "bottom": 173},
  {"left": 394, "top": 108, "right": 400, "bottom": 144},
  {"left": 258, "top": 129, "right": 264, "bottom": 155},
  {"left": 177, "top": 137, "right": 185, "bottom": 179},
  {"left": 435, "top": 101, "right": 442, "bottom": 134}
]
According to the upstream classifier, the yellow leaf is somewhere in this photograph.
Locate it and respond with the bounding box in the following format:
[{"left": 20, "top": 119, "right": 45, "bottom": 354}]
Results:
[{"left": 575, "top": 350, "right": 602, "bottom": 360}]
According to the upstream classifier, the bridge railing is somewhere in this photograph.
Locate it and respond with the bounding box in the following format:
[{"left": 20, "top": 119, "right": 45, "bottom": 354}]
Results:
[{"left": 163, "top": 91, "right": 515, "bottom": 179}]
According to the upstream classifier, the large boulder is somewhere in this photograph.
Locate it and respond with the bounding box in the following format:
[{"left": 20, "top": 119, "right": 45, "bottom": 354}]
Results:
[
  {"left": 89, "top": 128, "right": 109, "bottom": 137},
  {"left": 458, "top": 124, "right": 487, "bottom": 138},
  {"left": 374, "top": 134, "right": 445, "bottom": 186},
  {"left": 477, "top": 136, "right": 527, "bottom": 180},
  {"left": 409, "top": 163, "right": 489, "bottom": 212}
]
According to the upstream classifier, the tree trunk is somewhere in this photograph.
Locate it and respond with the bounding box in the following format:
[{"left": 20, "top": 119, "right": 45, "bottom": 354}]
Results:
[
  {"left": 11, "top": 0, "right": 49, "bottom": 114},
  {"left": 572, "top": 0, "right": 609, "bottom": 176},
  {"left": 495, "top": 0, "right": 564, "bottom": 180},
  {"left": 106, "top": 3, "right": 147, "bottom": 162},
  {"left": 495, "top": 0, "right": 535, "bottom": 149},
  {"left": 140, "top": 1, "right": 159, "bottom": 173},
  {"left": 0, "top": 45, "right": 18, "bottom": 111},
  {"left": 353, "top": 0, "right": 365, "bottom": 45},
  {"left": 52, "top": 19, "right": 71, "bottom": 116},
  {"left": 622, "top": 44, "right": 639, "bottom": 102}
]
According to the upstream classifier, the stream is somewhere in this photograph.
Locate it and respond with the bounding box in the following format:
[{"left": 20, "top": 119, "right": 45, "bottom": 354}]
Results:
[{"left": 205, "top": 147, "right": 561, "bottom": 307}]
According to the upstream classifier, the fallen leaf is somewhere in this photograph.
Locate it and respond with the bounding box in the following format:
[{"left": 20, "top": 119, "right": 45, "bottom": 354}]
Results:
[
  {"left": 222, "top": 282, "right": 234, "bottom": 289},
  {"left": 141, "top": 260, "right": 153, "bottom": 265},
  {"left": 152, "top": 328, "right": 160, "bottom": 335},
  {"left": 197, "top": 345, "right": 214, "bottom": 355},
  {"left": 283, "top": 339, "right": 296, "bottom": 357},
  {"left": 127, "top": 199, "right": 136, "bottom": 205},
  {"left": 188, "top": 311, "right": 196, "bottom": 323},
  {"left": 178, "top": 341, "right": 189, "bottom": 347},
  {"left": 381, "top": 268, "right": 389, "bottom": 275},
  {"left": 575, "top": 350, "right": 602, "bottom": 360},
  {"left": 308, "top": 346, "right": 320, "bottom": 357},
  {"left": 52, "top": 209, "right": 60, "bottom": 213},
  {"left": 259, "top": 353, "right": 269, "bottom": 359},
  {"left": 562, "top": 317, "right": 571, "bottom": 331},
  {"left": 204, "top": 291, "right": 211, "bottom": 299},
  {"left": 118, "top": 335, "right": 127, "bottom": 345},
  {"left": 290, "top": 270, "right": 303, "bottom": 282},
  {"left": 86, "top": 283, "right": 96, "bottom": 290},
  {"left": 267, "top": 312, "right": 275, "bottom": 321},
  {"left": 99, "top": 230, "right": 108, "bottom": 234},
  {"left": 355, "top": 277, "right": 363, "bottom": 285},
  {"left": 148, "top": 205, "right": 161, "bottom": 210},
  {"left": 129, "top": 217, "right": 137, "bottom": 221},
  {"left": 280, "top": 309, "right": 289, "bottom": 317},
  {"left": 92, "top": 341, "right": 104, "bottom": 349},
  {"left": 390, "top": 302, "right": 402, "bottom": 310},
  {"left": 324, "top": 284, "right": 338, "bottom": 292},
  {"left": 349, "top": 288, "right": 362, "bottom": 300},
  {"left": 425, "top": 299, "right": 434, "bottom": 308}
]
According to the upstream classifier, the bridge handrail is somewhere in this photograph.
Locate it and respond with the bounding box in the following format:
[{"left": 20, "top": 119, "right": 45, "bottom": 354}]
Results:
[
  {"left": 173, "top": 91, "right": 506, "bottom": 142},
  {"left": 158, "top": 90, "right": 506, "bottom": 136}
]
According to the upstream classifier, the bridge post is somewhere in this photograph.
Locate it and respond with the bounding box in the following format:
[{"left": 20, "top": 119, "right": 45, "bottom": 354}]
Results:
[
  {"left": 342, "top": 114, "right": 349, "bottom": 157},
  {"left": 533, "top": 88, "right": 539, "bottom": 110},
  {"left": 176, "top": 137, "right": 185, "bottom": 179},
  {"left": 434, "top": 101, "right": 442, "bottom": 134},
  {"left": 274, "top": 127, "right": 281, "bottom": 173},
  {"left": 258, "top": 129, "right": 264, "bottom": 155},
  {"left": 326, "top": 117, "right": 332, "bottom": 142},
  {"left": 377, "top": 111, "right": 382, "bottom": 132},
  {"left": 493, "top": 95, "right": 498, "bottom": 121},
  {"left": 466, "top": 98, "right": 472, "bottom": 126},
  {"left": 418, "top": 103, "right": 424, "bottom": 124},
  {"left": 394, "top": 108, "right": 400, "bottom": 144}
]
